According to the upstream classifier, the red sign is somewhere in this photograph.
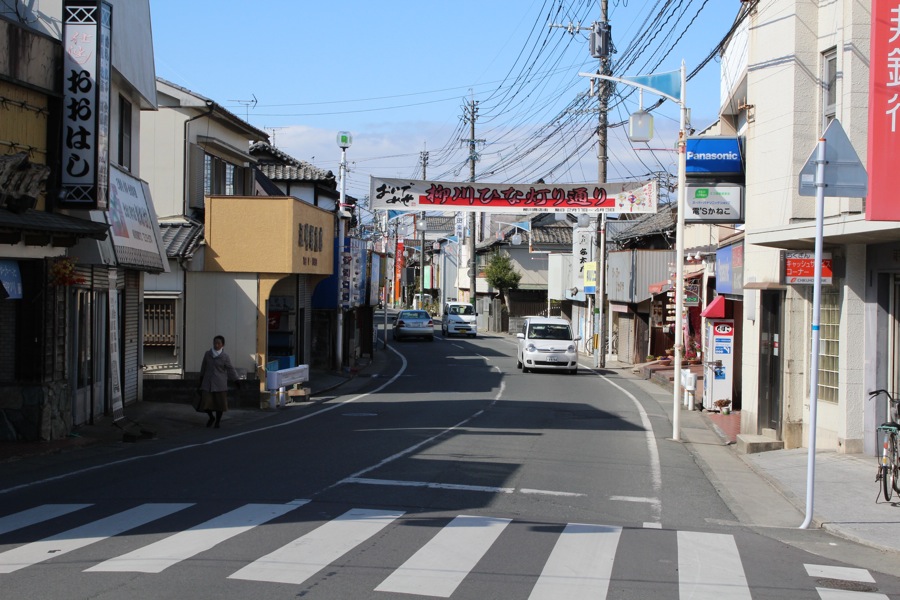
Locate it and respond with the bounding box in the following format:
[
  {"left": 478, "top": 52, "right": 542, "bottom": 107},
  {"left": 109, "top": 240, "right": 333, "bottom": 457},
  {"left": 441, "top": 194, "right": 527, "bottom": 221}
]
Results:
[
  {"left": 712, "top": 321, "right": 734, "bottom": 336},
  {"left": 784, "top": 251, "right": 833, "bottom": 284},
  {"left": 867, "top": 0, "right": 900, "bottom": 220}
]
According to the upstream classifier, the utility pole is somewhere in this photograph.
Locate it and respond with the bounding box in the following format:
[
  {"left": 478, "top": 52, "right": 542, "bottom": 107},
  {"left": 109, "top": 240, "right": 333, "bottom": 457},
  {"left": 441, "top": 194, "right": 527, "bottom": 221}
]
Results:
[
  {"left": 462, "top": 99, "right": 483, "bottom": 306},
  {"left": 593, "top": 0, "right": 612, "bottom": 369}
]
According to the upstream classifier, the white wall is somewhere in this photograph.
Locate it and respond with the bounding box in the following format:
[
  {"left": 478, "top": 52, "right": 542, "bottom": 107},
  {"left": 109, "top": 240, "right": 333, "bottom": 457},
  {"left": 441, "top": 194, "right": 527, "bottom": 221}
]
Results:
[{"left": 185, "top": 272, "right": 258, "bottom": 376}]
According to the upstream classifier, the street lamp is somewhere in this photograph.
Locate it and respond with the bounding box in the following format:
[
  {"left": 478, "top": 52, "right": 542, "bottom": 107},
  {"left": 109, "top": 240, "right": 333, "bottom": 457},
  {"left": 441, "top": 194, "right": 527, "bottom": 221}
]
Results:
[
  {"left": 335, "top": 131, "right": 352, "bottom": 371},
  {"left": 579, "top": 62, "right": 688, "bottom": 441}
]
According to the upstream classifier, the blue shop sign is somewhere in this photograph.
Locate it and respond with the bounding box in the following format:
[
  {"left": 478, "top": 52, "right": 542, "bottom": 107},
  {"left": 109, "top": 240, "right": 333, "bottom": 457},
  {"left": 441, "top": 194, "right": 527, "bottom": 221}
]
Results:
[{"left": 686, "top": 137, "right": 744, "bottom": 175}]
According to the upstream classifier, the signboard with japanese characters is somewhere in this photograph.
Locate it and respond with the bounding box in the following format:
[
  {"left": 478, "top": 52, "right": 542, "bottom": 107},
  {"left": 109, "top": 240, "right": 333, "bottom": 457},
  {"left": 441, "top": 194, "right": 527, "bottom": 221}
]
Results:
[
  {"left": 370, "top": 177, "right": 658, "bottom": 214},
  {"left": 783, "top": 251, "right": 833, "bottom": 285},
  {"left": 572, "top": 225, "right": 595, "bottom": 290},
  {"left": 685, "top": 183, "right": 743, "bottom": 223},
  {"left": 866, "top": 0, "right": 900, "bottom": 220},
  {"left": 61, "top": 0, "right": 111, "bottom": 209}
]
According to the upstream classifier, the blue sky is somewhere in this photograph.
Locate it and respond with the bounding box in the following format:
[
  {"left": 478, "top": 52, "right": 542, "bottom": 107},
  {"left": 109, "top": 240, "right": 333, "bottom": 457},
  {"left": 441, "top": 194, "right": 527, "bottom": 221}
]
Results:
[{"left": 150, "top": 1, "right": 742, "bottom": 201}]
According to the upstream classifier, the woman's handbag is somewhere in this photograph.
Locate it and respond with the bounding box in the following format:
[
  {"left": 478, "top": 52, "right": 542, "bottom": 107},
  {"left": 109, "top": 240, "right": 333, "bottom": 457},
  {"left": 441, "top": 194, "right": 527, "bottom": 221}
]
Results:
[{"left": 193, "top": 388, "right": 205, "bottom": 412}]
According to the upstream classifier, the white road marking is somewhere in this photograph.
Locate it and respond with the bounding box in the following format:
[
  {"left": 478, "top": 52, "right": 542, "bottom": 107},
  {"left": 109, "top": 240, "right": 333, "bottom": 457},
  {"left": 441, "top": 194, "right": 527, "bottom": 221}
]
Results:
[
  {"left": 610, "top": 495, "right": 660, "bottom": 505},
  {"left": 816, "top": 588, "right": 889, "bottom": 599},
  {"left": 326, "top": 380, "right": 507, "bottom": 494},
  {"left": 376, "top": 515, "right": 511, "bottom": 597},
  {"left": 643, "top": 521, "right": 663, "bottom": 529},
  {"left": 0, "top": 503, "right": 191, "bottom": 573},
  {"left": 528, "top": 523, "right": 622, "bottom": 600},
  {"left": 86, "top": 502, "right": 306, "bottom": 573},
  {"left": 677, "top": 530, "right": 751, "bottom": 600},
  {"left": 342, "top": 477, "right": 585, "bottom": 497},
  {"left": 229, "top": 508, "right": 403, "bottom": 585},
  {"left": 804, "top": 564, "right": 875, "bottom": 583},
  {"left": 0, "top": 504, "right": 91, "bottom": 536}
]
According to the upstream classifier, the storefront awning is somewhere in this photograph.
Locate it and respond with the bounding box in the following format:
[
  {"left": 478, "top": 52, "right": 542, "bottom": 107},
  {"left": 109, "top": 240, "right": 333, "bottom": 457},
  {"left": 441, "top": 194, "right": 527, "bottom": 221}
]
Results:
[{"left": 701, "top": 295, "right": 726, "bottom": 318}]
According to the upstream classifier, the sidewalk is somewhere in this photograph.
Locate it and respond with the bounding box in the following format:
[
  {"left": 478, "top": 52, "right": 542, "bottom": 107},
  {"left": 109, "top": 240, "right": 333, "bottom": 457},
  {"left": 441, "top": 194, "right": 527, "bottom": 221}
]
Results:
[{"left": 624, "top": 358, "right": 900, "bottom": 560}]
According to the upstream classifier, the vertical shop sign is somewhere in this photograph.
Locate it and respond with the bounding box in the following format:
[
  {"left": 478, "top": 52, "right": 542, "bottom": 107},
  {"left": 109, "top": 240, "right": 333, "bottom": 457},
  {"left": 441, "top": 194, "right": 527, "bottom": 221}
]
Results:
[
  {"left": 866, "top": 0, "right": 900, "bottom": 220},
  {"left": 61, "top": 0, "right": 111, "bottom": 209}
]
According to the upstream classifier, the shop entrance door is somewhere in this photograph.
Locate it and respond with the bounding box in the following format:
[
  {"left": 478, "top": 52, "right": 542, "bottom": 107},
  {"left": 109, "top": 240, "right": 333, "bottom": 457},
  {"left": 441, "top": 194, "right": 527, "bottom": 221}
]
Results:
[{"left": 757, "top": 290, "right": 783, "bottom": 435}]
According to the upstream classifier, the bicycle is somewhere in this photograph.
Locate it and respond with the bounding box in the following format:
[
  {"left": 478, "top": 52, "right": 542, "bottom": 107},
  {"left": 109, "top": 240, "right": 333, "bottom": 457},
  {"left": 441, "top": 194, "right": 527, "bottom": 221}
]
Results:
[{"left": 871, "top": 389, "right": 900, "bottom": 502}]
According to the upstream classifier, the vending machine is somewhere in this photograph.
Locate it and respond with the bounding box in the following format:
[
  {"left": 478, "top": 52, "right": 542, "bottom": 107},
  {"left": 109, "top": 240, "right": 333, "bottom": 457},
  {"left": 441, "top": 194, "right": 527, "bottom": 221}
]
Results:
[{"left": 703, "top": 319, "right": 734, "bottom": 410}]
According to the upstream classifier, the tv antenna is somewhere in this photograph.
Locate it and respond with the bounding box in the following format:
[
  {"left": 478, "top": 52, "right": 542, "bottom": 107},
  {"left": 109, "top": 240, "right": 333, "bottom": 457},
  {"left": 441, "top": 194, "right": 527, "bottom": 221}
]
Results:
[
  {"left": 228, "top": 94, "right": 257, "bottom": 121},
  {"left": 266, "top": 127, "right": 286, "bottom": 146}
]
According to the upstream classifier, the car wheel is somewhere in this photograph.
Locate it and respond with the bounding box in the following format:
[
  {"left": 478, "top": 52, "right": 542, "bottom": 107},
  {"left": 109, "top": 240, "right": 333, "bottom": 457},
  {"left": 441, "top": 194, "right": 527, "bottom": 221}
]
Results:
[
  {"left": 516, "top": 358, "right": 522, "bottom": 369},
  {"left": 569, "top": 368, "right": 577, "bottom": 375},
  {"left": 522, "top": 365, "right": 530, "bottom": 373},
  {"left": 427, "top": 336, "right": 434, "bottom": 342},
  {"left": 469, "top": 334, "right": 476, "bottom": 338}
]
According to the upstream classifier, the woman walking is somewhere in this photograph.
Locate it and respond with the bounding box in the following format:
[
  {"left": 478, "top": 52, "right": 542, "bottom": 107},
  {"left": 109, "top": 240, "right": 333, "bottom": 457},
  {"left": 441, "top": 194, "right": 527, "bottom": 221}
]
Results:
[{"left": 198, "top": 335, "right": 238, "bottom": 428}]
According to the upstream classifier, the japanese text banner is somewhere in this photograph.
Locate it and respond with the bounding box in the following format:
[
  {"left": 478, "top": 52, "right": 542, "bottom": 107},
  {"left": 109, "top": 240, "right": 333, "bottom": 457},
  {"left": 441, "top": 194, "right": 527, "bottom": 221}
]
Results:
[{"left": 370, "top": 177, "right": 658, "bottom": 214}]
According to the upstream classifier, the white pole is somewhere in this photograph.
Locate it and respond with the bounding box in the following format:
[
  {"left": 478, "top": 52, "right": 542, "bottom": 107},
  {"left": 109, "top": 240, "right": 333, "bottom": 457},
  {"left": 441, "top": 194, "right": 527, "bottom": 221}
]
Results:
[
  {"left": 672, "top": 61, "right": 687, "bottom": 442},
  {"left": 335, "top": 146, "right": 347, "bottom": 371},
  {"left": 800, "top": 137, "right": 826, "bottom": 529}
]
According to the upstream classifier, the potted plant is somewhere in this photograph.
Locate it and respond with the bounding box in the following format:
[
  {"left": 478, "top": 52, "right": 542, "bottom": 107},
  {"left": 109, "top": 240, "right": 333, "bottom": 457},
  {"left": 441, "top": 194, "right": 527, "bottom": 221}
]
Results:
[{"left": 714, "top": 399, "right": 732, "bottom": 414}]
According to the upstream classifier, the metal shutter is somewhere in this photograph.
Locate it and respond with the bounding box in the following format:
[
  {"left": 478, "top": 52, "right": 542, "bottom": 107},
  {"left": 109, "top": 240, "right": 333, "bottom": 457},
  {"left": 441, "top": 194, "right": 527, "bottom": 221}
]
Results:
[
  {"left": 122, "top": 270, "right": 139, "bottom": 404},
  {"left": 619, "top": 313, "right": 636, "bottom": 366}
]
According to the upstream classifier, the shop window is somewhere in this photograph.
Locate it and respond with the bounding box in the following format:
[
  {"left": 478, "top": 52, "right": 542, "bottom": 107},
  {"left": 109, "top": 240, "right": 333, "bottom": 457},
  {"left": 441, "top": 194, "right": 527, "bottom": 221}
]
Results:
[
  {"left": 822, "top": 48, "right": 837, "bottom": 130},
  {"left": 817, "top": 287, "right": 840, "bottom": 403}
]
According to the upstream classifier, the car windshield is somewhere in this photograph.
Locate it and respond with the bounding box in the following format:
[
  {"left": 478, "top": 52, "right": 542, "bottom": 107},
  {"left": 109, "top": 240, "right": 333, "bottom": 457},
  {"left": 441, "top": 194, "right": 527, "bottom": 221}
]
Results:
[
  {"left": 400, "top": 311, "right": 428, "bottom": 320},
  {"left": 528, "top": 324, "right": 572, "bottom": 340},
  {"left": 451, "top": 305, "right": 474, "bottom": 315}
]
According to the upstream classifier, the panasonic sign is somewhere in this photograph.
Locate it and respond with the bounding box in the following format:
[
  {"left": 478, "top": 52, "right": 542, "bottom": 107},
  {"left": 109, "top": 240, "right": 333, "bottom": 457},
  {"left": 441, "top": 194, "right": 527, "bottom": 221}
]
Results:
[{"left": 685, "top": 137, "right": 744, "bottom": 175}]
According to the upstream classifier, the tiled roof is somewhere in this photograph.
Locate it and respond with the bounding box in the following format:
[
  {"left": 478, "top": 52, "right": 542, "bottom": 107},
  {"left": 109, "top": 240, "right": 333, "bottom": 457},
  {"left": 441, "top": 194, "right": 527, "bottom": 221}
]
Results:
[
  {"left": 610, "top": 203, "right": 676, "bottom": 242},
  {"left": 478, "top": 213, "right": 572, "bottom": 250},
  {"left": 249, "top": 142, "right": 335, "bottom": 184},
  {"left": 159, "top": 218, "right": 204, "bottom": 259}
]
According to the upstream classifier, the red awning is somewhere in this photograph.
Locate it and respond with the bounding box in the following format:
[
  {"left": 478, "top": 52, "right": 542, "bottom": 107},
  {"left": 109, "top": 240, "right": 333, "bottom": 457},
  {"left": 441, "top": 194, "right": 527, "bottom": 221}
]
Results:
[{"left": 701, "top": 295, "right": 726, "bottom": 318}]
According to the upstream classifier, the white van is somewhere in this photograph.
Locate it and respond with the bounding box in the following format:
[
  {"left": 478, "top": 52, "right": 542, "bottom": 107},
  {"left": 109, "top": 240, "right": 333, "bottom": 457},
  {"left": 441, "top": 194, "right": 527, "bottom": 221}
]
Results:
[
  {"left": 442, "top": 302, "right": 477, "bottom": 337},
  {"left": 516, "top": 316, "right": 580, "bottom": 374}
]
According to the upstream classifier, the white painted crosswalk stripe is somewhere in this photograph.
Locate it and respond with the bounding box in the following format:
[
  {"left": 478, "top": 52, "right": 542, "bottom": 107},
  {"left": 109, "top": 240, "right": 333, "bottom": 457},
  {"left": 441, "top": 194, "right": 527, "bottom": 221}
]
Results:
[
  {"left": 0, "top": 503, "right": 191, "bottom": 574},
  {"left": 678, "top": 530, "right": 751, "bottom": 600},
  {"left": 816, "top": 588, "right": 890, "bottom": 600},
  {"left": 229, "top": 507, "right": 404, "bottom": 585},
  {"left": 375, "top": 515, "right": 511, "bottom": 598},
  {"left": 0, "top": 504, "right": 91, "bottom": 536},
  {"left": 86, "top": 502, "right": 306, "bottom": 573},
  {"left": 528, "top": 523, "right": 622, "bottom": 600}
]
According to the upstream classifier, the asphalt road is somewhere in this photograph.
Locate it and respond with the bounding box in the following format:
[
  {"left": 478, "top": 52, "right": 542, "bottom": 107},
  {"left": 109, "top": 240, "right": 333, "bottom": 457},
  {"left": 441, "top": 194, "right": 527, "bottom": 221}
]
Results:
[{"left": 1, "top": 328, "right": 898, "bottom": 599}]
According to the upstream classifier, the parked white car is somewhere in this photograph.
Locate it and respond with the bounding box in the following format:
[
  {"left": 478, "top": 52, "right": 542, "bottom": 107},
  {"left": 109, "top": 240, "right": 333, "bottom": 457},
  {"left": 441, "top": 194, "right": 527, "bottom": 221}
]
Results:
[
  {"left": 442, "top": 302, "right": 477, "bottom": 338},
  {"left": 516, "top": 317, "right": 580, "bottom": 374}
]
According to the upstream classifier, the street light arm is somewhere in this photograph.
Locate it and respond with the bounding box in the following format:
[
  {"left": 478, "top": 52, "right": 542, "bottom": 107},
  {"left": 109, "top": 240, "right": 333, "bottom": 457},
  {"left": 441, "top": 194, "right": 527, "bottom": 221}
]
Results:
[{"left": 578, "top": 71, "right": 682, "bottom": 105}]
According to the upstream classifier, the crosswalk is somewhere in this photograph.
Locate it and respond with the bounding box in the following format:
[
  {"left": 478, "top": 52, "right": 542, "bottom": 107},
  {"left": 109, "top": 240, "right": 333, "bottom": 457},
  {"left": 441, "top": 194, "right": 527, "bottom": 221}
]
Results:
[{"left": 0, "top": 502, "right": 890, "bottom": 599}]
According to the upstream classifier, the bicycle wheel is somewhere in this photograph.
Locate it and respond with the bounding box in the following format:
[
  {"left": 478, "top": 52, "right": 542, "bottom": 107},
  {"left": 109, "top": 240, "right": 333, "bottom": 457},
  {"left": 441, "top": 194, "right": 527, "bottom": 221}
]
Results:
[
  {"left": 892, "top": 434, "right": 900, "bottom": 494},
  {"left": 883, "top": 434, "right": 896, "bottom": 501}
]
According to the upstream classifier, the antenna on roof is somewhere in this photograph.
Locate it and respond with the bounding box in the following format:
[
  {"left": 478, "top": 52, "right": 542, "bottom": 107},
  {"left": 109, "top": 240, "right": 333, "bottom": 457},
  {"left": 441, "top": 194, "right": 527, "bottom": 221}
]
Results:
[
  {"left": 265, "top": 127, "right": 285, "bottom": 146},
  {"left": 228, "top": 93, "right": 257, "bottom": 121}
]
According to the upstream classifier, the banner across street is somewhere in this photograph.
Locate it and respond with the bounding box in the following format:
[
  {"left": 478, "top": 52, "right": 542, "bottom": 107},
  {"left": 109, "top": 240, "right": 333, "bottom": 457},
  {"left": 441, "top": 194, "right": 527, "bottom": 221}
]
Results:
[{"left": 370, "top": 177, "right": 658, "bottom": 214}]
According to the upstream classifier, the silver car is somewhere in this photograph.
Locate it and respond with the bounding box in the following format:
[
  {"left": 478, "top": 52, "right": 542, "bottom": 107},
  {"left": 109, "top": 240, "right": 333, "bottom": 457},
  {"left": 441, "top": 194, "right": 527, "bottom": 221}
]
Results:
[
  {"left": 516, "top": 317, "right": 580, "bottom": 374},
  {"left": 392, "top": 310, "right": 434, "bottom": 342}
]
